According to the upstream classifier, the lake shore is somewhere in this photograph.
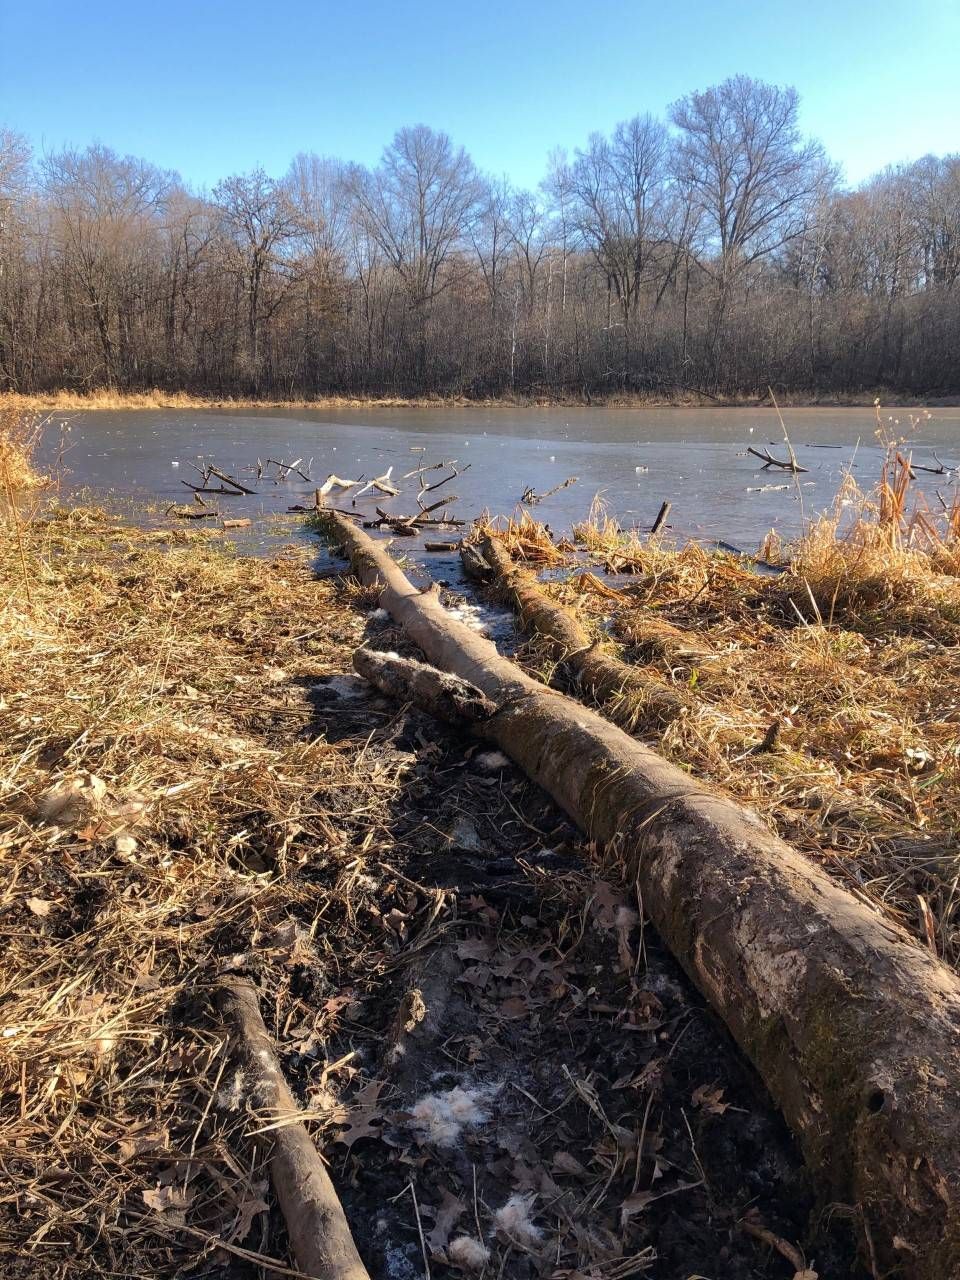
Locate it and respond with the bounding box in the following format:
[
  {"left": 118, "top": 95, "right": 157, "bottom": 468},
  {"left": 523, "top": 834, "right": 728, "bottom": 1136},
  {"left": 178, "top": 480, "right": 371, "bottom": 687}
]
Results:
[{"left": 3, "top": 386, "right": 959, "bottom": 413}]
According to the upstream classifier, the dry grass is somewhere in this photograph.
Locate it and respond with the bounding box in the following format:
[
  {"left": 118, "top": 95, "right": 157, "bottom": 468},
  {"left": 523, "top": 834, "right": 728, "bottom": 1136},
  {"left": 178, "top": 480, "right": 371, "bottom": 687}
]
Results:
[
  {"left": 0, "top": 505, "right": 422, "bottom": 1276},
  {"left": 482, "top": 458, "right": 960, "bottom": 967},
  {"left": 0, "top": 407, "right": 47, "bottom": 491},
  {"left": 1, "top": 389, "right": 484, "bottom": 413},
  {"left": 3, "top": 388, "right": 946, "bottom": 414}
]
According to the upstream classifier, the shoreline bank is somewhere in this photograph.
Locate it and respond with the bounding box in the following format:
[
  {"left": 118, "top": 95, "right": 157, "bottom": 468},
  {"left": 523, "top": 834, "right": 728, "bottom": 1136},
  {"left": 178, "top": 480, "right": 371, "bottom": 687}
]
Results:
[{"left": 3, "top": 387, "right": 959, "bottom": 413}]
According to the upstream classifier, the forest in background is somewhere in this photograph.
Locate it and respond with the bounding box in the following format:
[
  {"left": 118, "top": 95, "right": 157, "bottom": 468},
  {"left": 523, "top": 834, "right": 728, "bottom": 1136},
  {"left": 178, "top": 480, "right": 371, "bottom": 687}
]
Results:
[{"left": 0, "top": 75, "right": 958, "bottom": 401}]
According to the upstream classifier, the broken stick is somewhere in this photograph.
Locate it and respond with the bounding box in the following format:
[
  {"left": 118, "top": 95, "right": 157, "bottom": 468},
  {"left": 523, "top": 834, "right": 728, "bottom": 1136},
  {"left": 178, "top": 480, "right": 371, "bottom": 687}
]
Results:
[{"left": 218, "top": 978, "right": 371, "bottom": 1280}]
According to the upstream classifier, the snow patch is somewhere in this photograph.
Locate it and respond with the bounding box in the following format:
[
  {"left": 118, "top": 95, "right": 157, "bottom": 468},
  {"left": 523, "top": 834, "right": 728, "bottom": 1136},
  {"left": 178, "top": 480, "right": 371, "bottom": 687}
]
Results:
[{"left": 473, "top": 750, "right": 510, "bottom": 773}]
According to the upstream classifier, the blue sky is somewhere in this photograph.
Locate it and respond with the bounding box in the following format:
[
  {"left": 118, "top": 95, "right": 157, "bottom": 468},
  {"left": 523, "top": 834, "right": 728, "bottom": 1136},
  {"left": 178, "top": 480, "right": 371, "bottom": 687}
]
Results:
[{"left": 1, "top": 0, "right": 957, "bottom": 192}]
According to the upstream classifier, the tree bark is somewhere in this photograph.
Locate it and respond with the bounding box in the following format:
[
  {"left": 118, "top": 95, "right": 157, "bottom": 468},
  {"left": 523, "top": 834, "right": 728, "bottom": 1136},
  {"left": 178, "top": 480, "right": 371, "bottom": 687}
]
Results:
[
  {"left": 353, "top": 645, "right": 496, "bottom": 724},
  {"left": 464, "top": 534, "right": 685, "bottom": 731},
  {"left": 320, "top": 509, "right": 960, "bottom": 1280},
  {"left": 218, "top": 977, "right": 371, "bottom": 1280}
]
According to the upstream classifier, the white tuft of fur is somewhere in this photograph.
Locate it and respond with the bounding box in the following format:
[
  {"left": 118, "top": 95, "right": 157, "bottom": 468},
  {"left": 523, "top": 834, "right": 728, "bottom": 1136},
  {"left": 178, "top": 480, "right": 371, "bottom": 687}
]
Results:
[
  {"left": 493, "top": 1193, "right": 542, "bottom": 1246},
  {"left": 473, "top": 750, "right": 510, "bottom": 773},
  {"left": 448, "top": 1236, "right": 490, "bottom": 1270},
  {"left": 409, "top": 1084, "right": 493, "bottom": 1148},
  {"left": 216, "top": 1069, "right": 247, "bottom": 1111}
]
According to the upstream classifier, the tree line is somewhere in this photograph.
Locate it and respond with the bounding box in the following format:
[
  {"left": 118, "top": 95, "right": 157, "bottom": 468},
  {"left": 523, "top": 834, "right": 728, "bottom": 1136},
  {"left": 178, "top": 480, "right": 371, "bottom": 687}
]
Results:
[{"left": 1, "top": 75, "right": 958, "bottom": 400}]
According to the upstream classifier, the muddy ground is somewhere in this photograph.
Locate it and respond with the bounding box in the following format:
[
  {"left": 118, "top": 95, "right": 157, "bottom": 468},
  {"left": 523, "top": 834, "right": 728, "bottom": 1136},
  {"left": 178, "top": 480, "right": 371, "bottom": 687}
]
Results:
[{"left": 230, "top": 595, "right": 866, "bottom": 1280}]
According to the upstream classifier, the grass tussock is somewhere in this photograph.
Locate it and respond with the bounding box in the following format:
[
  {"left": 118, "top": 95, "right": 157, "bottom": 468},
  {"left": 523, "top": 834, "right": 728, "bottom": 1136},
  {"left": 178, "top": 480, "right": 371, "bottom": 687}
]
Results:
[{"left": 0, "top": 407, "right": 47, "bottom": 490}]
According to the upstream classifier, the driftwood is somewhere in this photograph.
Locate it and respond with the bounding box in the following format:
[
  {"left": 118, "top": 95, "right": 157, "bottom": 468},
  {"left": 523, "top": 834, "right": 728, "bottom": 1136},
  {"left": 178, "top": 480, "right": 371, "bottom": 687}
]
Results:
[
  {"left": 748, "top": 446, "right": 809, "bottom": 473},
  {"left": 180, "top": 481, "right": 245, "bottom": 495},
  {"left": 319, "top": 474, "right": 363, "bottom": 497},
  {"left": 465, "top": 534, "right": 685, "bottom": 731},
  {"left": 208, "top": 466, "right": 256, "bottom": 494},
  {"left": 521, "top": 475, "right": 579, "bottom": 503},
  {"left": 354, "top": 648, "right": 496, "bottom": 724},
  {"left": 218, "top": 977, "right": 371, "bottom": 1280},
  {"left": 650, "top": 500, "right": 671, "bottom": 535},
  {"left": 222, "top": 517, "right": 252, "bottom": 529},
  {"left": 913, "top": 453, "right": 957, "bottom": 476},
  {"left": 266, "top": 457, "right": 312, "bottom": 482},
  {"left": 319, "top": 508, "right": 960, "bottom": 1280},
  {"left": 418, "top": 463, "right": 470, "bottom": 498},
  {"left": 355, "top": 467, "right": 400, "bottom": 499}
]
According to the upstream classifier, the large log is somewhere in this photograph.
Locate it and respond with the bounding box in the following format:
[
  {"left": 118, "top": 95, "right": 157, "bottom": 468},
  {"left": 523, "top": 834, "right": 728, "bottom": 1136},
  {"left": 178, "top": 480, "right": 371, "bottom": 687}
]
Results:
[
  {"left": 464, "top": 534, "right": 685, "bottom": 731},
  {"left": 319, "top": 509, "right": 960, "bottom": 1280},
  {"left": 218, "top": 978, "right": 371, "bottom": 1280}
]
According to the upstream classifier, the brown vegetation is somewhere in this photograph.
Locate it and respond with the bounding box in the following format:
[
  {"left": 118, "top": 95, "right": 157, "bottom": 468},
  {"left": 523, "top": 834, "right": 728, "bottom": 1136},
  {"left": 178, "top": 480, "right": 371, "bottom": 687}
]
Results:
[
  {"left": 0, "top": 407, "right": 45, "bottom": 489},
  {"left": 1, "top": 504, "right": 869, "bottom": 1280},
  {"left": 1, "top": 80, "right": 958, "bottom": 402},
  {"left": 323, "top": 506, "right": 960, "bottom": 1280},
  {"left": 481, "top": 458, "right": 960, "bottom": 968}
]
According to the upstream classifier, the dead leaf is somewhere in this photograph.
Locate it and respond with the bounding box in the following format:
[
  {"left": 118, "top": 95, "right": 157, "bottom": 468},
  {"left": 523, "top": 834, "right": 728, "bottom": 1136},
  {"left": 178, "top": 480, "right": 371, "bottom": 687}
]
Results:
[
  {"left": 425, "top": 1188, "right": 466, "bottom": 1254},
  {"left": 691, "top": 1083, "right": 729, "bottom": 1116},
  {"left": 26, "top": 897, "right": 53, "bottom": 917},
  {"left": 499, "top": 996, "right": 530, "bottom": 1019},
  {"left": 458, "top": 964, "right": 492, "bottom": 990},
  {"left": 457, "top": 937, "right": 494, "bottom": 962},
  {"left": 552, "top": 1151, "right": 588, "bottom": 1177},
  {"left": 230, "top": 1183, "right": 269, "bottom": 1243},
  {"left": 591, "top": 880, "right": 628, "bottom": 931},
  {"left": 119, "top": 1128, "right": 169, "bottom": 1160},
  {"left": 142, "top": 1184, "right": 193, "bottom": 1227},
  {"left": 332, "top": 1078, "right": 387, "bottom": 1148}
]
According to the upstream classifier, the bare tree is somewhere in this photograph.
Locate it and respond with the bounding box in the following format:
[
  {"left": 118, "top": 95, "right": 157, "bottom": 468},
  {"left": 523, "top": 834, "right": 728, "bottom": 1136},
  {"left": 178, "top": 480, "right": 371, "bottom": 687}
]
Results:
[
  {"left": 42, "top": 145, "right": 174, "bottom": 385},
  {"left": 348, "top": 125, "right": 482, "bottom": 310},
  {"left": 571, "top": 115, "right": 671, "bottom": 326},
  {"left": 670, "top": 75, "right": 833, "bottom": 371},
  {"left": 213, "top": 169, "right": 305, "bottom": 392}
]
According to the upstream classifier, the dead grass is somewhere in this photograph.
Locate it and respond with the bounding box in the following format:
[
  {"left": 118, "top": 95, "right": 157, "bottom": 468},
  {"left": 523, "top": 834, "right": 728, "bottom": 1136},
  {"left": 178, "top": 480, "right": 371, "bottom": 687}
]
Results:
[
  {"left": 0, "top": 389, "right": 485, "bottom": 412},
  {"left": 480, "top": 458, "right": 960, "bottom": 968},
  {"left": 2, "top": 389, "right": 953, "bottom": 413},
  {"left": 0, "top": 505, "right": 415, "bottom": 1275},
  {"left": 0, "top": 407, "right": 47, "bottom": 490}
]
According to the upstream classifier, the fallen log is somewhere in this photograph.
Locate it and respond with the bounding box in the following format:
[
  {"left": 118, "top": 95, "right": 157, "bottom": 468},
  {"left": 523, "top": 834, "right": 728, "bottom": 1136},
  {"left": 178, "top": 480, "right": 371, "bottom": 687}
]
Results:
[
  {"left": 748, "top": 446, "right": 809, "bottom": 473},
  {"left": 464, "top": 534, "right": 685, "bottom": 731},
  {"left": 319, "top": 508, "right": 960, "bottom": 1280},
  {"left": 319, "top": 474, "right": 363, "bottom": 497},
  {"left": 209, "top": 466, "right": 256, "bottom": 494},
  {"left": 354, "top": 648, "right": 496, "bottom": 724},
  {"left": 218, "top": 977, "right": 371, "bottom": 1280},
  {"left": 180, "top": 480, "right": 245, "bottom": 495}
]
